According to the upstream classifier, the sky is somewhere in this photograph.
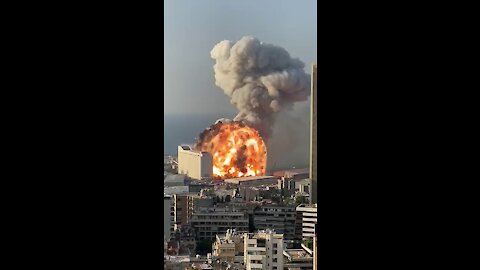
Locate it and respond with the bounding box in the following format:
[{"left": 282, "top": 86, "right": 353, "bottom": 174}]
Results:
[{"left": 164, "top": 0, "right": 317, "bottom": 116}]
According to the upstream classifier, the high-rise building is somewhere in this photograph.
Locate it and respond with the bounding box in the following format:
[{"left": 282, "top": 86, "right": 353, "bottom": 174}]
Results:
[
  {"left": 295, "top": 204, "right": 317, "bottom": 240},
  {"left": 243, "top": 230, "right": 284, "bottom": 270},
  {"left": 177, "top": 145, "right": 213, "bottom": 180},
  {"left": 164, "top": 195, "right": 173, "bottom": 241},
  {"left": 172, "top": 193, "right": 197, "bottom": 231},
  {"left": 310, "top": 64, "right": 317, "bottom": 204}
]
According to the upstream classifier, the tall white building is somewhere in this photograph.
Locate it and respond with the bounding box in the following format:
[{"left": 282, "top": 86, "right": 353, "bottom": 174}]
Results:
[
  {"left": 295, "top": 204, "right": 317, "bottom": 240},
  {"left": 177, "top": 145, "right": 213, "bottom": 180},
  {"left": 164, "top": 195, "right": 172, "bottom": 241},
  {"left": 244, "top": 230, "right": 284, "bottom": 270}
]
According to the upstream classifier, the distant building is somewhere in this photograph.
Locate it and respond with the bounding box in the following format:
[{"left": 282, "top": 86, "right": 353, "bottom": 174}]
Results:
[
  {"left": 253, "top": 205, "right": 296, "bottom": 240},
  {"left": 190, "top": 207, "right": 249, "bottom": 240},
  {"left": 164, "top": 174, "right": 187, "bottom": 187},
  {"left": 238, "top": 186, "right": 260, "bottom": 202},
  {"left": 295, "top": 204, "right": 317, "bottom": 240},
  {"left": 310, "top": 64, "right": 317, "bottom": 204},
  {"left": 177, "top": 145, "right": 213, "bottom": 180},
  {"left": 164, "top": 186, "right": 190, "bottom": 195},
  {"left": 189, "top": 183, "right": 214, "bottom": 193},
  {"left": 164, "top": 195, "right": 173, "bottom": 241},
  {"left": 244, "top": 230, "right": 284, "bottom": 270},
  {"left": 224, "top": 175, "right": 277, "bottom": 187}
]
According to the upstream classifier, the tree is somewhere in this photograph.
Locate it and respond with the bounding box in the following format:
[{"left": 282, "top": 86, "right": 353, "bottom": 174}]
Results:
[
  {"left": 303, "top": 239, "right": 313, "bottom": 249},
  {"left": 295, "top": 195, "right": 304, "bottom": 205}
]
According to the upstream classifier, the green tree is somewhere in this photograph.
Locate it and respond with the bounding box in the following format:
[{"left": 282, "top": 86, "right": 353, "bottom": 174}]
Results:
[{"left": 303, "top": 239, "right": 313, "bottom": 249}]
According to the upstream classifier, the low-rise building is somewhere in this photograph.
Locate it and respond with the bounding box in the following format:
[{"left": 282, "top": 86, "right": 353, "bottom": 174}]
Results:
[
  {"left": 212, "top": 229, "right": 245, "bottom": 261},
  {"left": 283, "top": 247, "right": 313, "bottom": 270}
]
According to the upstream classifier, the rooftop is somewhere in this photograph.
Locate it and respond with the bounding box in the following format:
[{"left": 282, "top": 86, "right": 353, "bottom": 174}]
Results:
[
  {"left": 284, "top": 249, "right": 312, "bottom": 260},
  {"left": 224, "top": 175, "right": 276, "bottom": 184}
]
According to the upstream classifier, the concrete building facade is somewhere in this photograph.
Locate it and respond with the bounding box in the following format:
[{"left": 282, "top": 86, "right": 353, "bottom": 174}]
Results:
[
  {"left": 253, "top": 205, "right": 296, "bottom": 240},
  {"left": 164, "top": 195, "right": 173, "bottom": 241},
  {"left": 295, "top": 204, "right": 317, "bottom": 240},
  {"left": 313, "top": 225, "right": 317, "bottom": 270},
  {"left": 177, "top": 145, "right": 213, "bottom": 180},
  {"left": 310, "top": 64, "right": 317, "bottom": 204},
  {"left": 243, "top": 230, "right": 284, "bottom": 270},
  {"left": 212, "top": 229, "right": 245, "bottom": 261},
  {"left": 189, "top": 207, "right": 249, "bottom": 240},
  {"left": 172, "top": 193, "right": 197, "bottom": 231}
]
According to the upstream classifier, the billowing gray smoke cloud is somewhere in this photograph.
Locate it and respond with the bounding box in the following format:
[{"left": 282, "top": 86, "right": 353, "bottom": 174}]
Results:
[{"left": 210, "top": 36, "right": 310, "bottom": 140}]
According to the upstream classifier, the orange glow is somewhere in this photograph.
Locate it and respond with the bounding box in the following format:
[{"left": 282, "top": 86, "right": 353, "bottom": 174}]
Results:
[{"left": 195, "top": 121, "right": 267, "bottom": 179}]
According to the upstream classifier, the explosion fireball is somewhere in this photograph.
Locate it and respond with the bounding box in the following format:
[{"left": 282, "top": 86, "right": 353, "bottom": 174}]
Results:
[{"left": 195, "top": 121, "right": 267, "bottom": 179}]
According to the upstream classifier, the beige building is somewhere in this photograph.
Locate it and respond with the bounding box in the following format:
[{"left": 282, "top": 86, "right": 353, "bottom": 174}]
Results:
[
  {"left": 177, "top": 145, "right": 212, "bottom": 180},
  {"left": 244, "top": 230, "right": 284, "bottom": 270},
  {"left": 212, "top": 229, "right": 244, "bottom": 261},
  {"left": 310, "top": 64, "right": 317, "bottom": 204}
]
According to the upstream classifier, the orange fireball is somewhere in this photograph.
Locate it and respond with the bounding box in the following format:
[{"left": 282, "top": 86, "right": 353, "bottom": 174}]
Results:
[{"left": 195, "top": 121, "right": 267, "bottom": 179}]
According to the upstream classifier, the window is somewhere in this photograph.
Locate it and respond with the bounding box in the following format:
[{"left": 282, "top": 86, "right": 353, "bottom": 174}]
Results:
[{"left": 273, "top": 243, "right": 277, "bottom": 248}]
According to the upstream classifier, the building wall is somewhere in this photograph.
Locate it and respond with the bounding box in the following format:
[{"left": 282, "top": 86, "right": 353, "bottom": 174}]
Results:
[
  {"left": 164, "top": 195, "right": 172, "bottom": 240},
  {"left": 244, "top": 231, "right": 284, "bottom": 270},
  {"left": 295, "top": 204, "right": 317, "bottom": 240},
  {"left": 253, "top": 205, "right": 296, "bottom": 240},
  {"left": 173, "top": 194, "right": 193, "bottom": 231},
  {"left": 178, "top": 146, "right": 213, "bottom": 180},
  {"left": 310, "top": 64, "right": 317, "bottom": 204},
  {"left": 190, "top": 209, "right": 249, "bottom": 240},
  {"left": 313, "top": 228, "right": 317, "bottom": 270}
]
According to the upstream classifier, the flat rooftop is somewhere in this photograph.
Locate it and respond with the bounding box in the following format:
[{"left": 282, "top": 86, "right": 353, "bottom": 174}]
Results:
[
  {"left": 224, "top": 175, "right": 276, "bottom": 185},
  {"left": 285, "top": 249, "right": 312, "bottom": 260}
]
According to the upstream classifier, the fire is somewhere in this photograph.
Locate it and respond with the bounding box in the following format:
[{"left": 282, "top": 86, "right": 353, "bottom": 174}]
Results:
[{"left": 195, "top": 121, "right": 267, "bottom": 179}]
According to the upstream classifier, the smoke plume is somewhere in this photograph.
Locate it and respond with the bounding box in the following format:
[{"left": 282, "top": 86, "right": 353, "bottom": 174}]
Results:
[{"left": 210, "top": 36, "right": 310, "bottom": 141}]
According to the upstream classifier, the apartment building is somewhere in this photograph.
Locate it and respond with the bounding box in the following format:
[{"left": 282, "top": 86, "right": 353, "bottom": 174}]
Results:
[
  {"left": 243, "top": 230, "right": 284, "bottom": 270},
  {"left": 189, "top": 207, "right": 249, "bottom": 240},
  {"left": 295, "top": 204, "right": 317, "bottom": 240},
  {"left": 253, "top": 205, "right": 296, "bottom": 240},
  {"left": 212, "top": 229, "right": 244, "bottom": 261}
]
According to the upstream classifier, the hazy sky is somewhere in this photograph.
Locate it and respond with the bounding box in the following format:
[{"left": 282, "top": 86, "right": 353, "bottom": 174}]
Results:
[{"left": 164, "top": 0, "right": 317, "bottom": 116}]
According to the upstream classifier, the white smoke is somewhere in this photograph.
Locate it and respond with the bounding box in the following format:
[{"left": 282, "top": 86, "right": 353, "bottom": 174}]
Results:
[{"left": 210, "top": 36, "right": 310, "bottom": 140}]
